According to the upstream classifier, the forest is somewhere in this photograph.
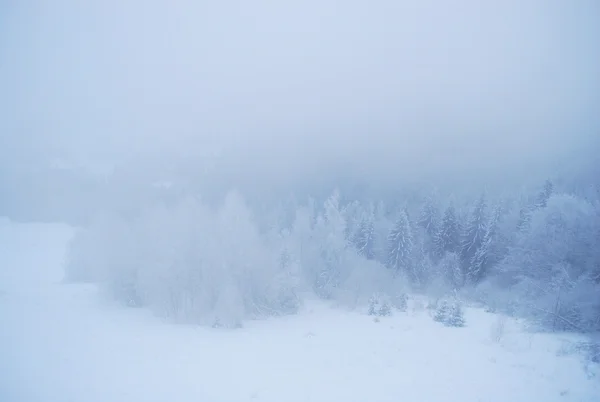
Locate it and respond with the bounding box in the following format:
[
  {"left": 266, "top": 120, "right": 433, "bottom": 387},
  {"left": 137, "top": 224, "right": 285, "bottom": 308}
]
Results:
[{"left": 67, "top": 165, "right": 600, "bottom": 333}]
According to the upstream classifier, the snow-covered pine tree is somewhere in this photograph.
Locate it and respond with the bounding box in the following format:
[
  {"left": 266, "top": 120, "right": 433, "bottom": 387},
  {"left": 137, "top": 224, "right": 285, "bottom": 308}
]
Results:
[
  {"left": 418, "top": 196, "right": 440, "bottom": 238},
  {"left": 371, "top": 200, "right": 392, "bottom": 263},
  {"left": 469, "top": 233, "right": 490, "bottom": 284},
  {"left": 517, "top": 180, "right": 554, "bottom": 233},
  {"left": 435, "top": 251, "right": 463, "bottom": 288},
  {"left": 534, "top": 179, "right": 554, "bottom": 209},
  {"left": 433, "top": 296, "right": 465, "bottom": 327},
  {"left": 486, "top": 202, "right": 513, "bottom": 268},
  {"left": 434, "top": 205, "right": 460, "bottom": 259},
  {"left": 468, "top": 204, "right": 502, "bottom": 283},
  {"left": 313, "top": 191, "right": 349, "bottom": 298},
  {"left": 498, "top": 193, "right": 600, "bottom": 331},
  {"left": 386, "top": 210, "right": 413, "bottom": 276},
  {"left": 461, "top": 194, "right": 487, "bottom": 282},
  {"left": 342, "top": 200, "right": 363, "bottom": 242},
  {"left": 354, "top": 217, "right": 376, "bottom": 260},
  {"left": 410, "top": 232, "right": 434, "bottom": 288}
]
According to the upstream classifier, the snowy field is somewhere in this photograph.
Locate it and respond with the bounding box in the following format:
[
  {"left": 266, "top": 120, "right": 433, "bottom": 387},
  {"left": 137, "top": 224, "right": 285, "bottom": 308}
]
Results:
[{"left": 0, "top": 219, "right": 598, "bottom": 402}]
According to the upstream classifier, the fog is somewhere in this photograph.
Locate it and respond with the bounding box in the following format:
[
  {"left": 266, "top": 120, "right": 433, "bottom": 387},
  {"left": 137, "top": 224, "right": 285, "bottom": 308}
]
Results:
[
  {"left": 2, "top": 0, "right": 599, "bottom": 193},
  {"left": 2, "top": 4, "right": 600, "bottom": 400}
]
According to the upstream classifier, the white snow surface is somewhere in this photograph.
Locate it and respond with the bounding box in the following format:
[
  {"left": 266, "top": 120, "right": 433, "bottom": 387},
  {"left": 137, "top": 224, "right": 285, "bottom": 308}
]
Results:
[{"left": 0, "top": 219, "right": 598, "bottom": 402}]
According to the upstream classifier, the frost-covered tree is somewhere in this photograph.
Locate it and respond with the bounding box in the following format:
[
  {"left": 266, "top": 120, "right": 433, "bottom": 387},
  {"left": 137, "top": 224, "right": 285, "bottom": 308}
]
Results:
[
  {"left": 469, "top": 233, "right": 491, "bottom": 285},
  {"left": 354, "top": 217, "right": 376, "bottom": 260},
  {"left": 433, "top": 251, "right": 463, "bottom": 289},
  {"left": 461, "top": 194, "right": 488, "bottom": 283},
  {"left": 410, "top": 232, "right": 434, "bottom": 288},
  {"left": 306, "top": 191, "right": 354, "bottom": 298},
  {"left": 418, "top": 196, "right": 440, "bottom": 238},
  {"left": 342, "top": 199, "right": 363, "bottom": 242},
  {"left": 534, "top": 179, "right": 554, "bottom": 209},
  {"left": 371, "top": 200, "right": 393, "bottom": 262},
  {"left": 433, "top": 296, "right": 465, "bottom": 327},
  {"left": 470, "top": 203, "right": 507, "bottom": 283},
  {"left": 434, "top": 205, "right": 460, "bottom": 259},
  {"left": 67, "top": 192, "right": 301, "bottom": 327},
  {"left": 484, "top": 203, "right": 513, "bottom": 270},
  {"left": 517, "top": 180, "right": 554, "bottom": 233},
  {"left": 386, "top": 210, "right": 413, "bottom": 276},
  {"left": 498, "top": 193, "right": 600, "bottom": 331},
  {"left": 368, "top": 293, "right": 392, "bottom": 317}
]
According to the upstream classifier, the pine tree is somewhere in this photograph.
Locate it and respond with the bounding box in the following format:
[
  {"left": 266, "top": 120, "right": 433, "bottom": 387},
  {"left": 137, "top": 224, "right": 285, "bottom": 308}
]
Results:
[
  {"left": 411, "top": 234, "right": 434, "bottom": 288},
  {"left": 469, "top": 233, "right": 490, "bottom": 284},
  {"left": 434, "top": 297, "right": 465, "bottom": 327},
  {"left": 469, "top": 203, "right": 503, "bottom": 283},
  {"left": 518, "top": 180, "right": 553, "bottom": 233},
  {"left": 314, "top": 191, "right": 349, "bottom": 298},
  {"left": 434, "top": 205, "right": 460, "bottom": 258},
  {"left": 488, "top": 204, "right": 513, "bottom": 271},
  {"left": 418, "top": 196, "right": 440, "bottom": 238},
  {"left": 534, "top": 179, "right": 554, "bottom": 209},
  {"left": 354, "top": 217, "right": 376, "bottom": 260},
  {"left": 461, "top": 194, "right": 487, "bottom": 279},
  {"left": 434, "top": 251, "right": 463, "bottom": 288},
  {"left": 386, "top": 210, "right": 413, "bottom": 275}
]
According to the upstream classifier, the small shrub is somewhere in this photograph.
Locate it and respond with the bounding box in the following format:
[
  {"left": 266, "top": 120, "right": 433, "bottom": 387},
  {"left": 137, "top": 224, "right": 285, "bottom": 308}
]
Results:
[
  {"left": 484, "top": 304, "right": 497, "bottom": 314},
  {"left": 433, "top": 298, "right": 465, "bottom": 327},
  {"left": 368, "top": 293, "right": 392, "bottom": 317}
]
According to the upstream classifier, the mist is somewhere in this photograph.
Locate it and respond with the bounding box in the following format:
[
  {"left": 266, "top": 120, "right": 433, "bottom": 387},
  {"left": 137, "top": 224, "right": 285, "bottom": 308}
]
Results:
[
  {"left": 3, "top": 3, "right": 600, "bottom": 401},
  {"left": 2, "top": 0, "right": 599, "bottom": 193}
]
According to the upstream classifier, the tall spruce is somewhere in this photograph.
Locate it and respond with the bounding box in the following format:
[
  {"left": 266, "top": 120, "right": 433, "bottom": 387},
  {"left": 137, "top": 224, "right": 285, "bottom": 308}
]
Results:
[
  {"left": 386, "top": 210, "right": 413, "bottom": 275},
  {"left": 534, "top": 179, "right": 554, "bottom": 209},
  {"left": 461, "top": 194, "right": 488, "bottom": 280},
  {"left": 468, "top": 205, "right": 501, "bottom": 284},
  {"left": 418, "top": 196, "right": 440, "bottom": 238},
  {"left": 434, "top": 205, "right": 460, "bottom": 259},
  {"left": 354, "top": 216, "right": 376, "bottom": 260}
]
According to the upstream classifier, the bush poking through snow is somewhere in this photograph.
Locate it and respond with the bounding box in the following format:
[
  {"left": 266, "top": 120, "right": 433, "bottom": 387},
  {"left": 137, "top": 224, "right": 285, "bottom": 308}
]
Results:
[
  {"left": 433, "top": 298, "right": 465, "bottom": 327},
  {"left": 368, "top": 293, "right": 392, "bottom": 317}
]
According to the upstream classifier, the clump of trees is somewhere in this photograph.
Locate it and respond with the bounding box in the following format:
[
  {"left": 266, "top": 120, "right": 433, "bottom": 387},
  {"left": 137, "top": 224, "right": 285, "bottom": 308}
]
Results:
[
  {"left": 433, "top": 297, "right": 465, "bottom": 328},
  {"left": 67, "top": 176, "right": 600, "bottom": 332}
]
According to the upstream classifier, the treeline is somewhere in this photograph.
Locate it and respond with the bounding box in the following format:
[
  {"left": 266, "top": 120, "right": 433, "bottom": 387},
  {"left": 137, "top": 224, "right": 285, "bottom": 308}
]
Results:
[{"left": 66, "top": 179, "right": 600, "bottom": 331}]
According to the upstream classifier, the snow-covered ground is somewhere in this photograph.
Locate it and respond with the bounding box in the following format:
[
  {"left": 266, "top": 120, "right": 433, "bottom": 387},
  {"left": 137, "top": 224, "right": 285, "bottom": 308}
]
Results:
[{"left": 0, "top": 219, "right": 598, "bottom": 402}]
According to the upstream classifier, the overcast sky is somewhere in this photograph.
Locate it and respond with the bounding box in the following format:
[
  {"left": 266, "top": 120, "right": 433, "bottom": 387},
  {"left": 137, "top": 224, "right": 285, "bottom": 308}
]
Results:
[{"left": 1, "top": 0, "right": 599, "bottom": 186}]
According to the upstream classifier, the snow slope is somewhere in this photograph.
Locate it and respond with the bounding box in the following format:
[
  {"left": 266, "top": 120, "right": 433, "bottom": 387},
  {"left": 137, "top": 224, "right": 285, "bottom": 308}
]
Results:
[{"left": 0, "top": 219, "right": 598, "bottom": 402}]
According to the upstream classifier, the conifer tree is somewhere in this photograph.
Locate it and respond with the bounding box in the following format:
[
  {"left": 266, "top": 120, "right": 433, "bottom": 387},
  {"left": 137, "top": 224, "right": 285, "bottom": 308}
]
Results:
[
  {"left": 460, "top": 194, "right": 487, "bottom": 276},
  {"left": 354, "top": 217, "right": 376, "bottom": 260},
  {"left": 469, "top": 203, "right": 505, "bottom": 283},
  {"left": 434, "top": 205, "right": 460, "bottom": 258},
  {"left": 386, "top": 210, "right": 413, "bottom": 275},
  {"left": 418, "top": 196, "right": 440, "bottom": 238},
  {"left": 534, "top": 179, "right": 554, "bottom": 209}
]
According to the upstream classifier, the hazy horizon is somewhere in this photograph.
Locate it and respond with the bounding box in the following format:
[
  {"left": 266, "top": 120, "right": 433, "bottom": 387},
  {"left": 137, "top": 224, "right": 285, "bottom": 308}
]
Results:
[{"left": 2, "top": 0, "right": 599, "bottom": 191}]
